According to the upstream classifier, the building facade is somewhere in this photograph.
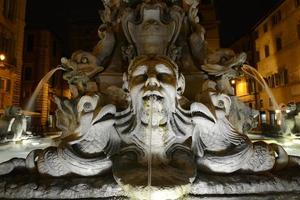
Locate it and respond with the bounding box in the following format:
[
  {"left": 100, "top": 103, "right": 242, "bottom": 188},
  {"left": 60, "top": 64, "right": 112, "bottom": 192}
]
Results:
[
  {"left": 254, "top": 0, "right": 300, "bottom": 125},
  {"left": 0, "top": 0, "right": 26, "bottom": 110}
]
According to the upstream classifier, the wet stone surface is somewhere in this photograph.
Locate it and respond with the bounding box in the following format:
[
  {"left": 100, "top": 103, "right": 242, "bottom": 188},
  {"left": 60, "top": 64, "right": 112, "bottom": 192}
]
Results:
[{"left": 0, "top": 167, "right": 300, "bottom": 199}]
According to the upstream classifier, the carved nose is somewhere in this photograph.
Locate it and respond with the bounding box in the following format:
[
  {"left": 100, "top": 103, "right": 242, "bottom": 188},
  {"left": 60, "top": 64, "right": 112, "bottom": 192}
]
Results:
[
  {"left": 145, "top": 77, "right": 160, "bottom": 87},
  {"left": 146, "top": 19, "right": 159, "bottom": 25}
]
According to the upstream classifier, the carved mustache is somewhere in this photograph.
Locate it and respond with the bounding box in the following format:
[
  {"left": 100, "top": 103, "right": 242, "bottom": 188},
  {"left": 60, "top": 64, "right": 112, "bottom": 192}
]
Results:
[{"left": 142, "top": 90, "right": 164, "bottom": 101}]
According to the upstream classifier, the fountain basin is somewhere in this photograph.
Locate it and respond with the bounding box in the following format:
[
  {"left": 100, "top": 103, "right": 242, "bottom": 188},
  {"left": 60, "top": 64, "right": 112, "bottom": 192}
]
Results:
[
  {"left": 120, "top": 184, "right": 191, "bottom": 200},
  {"left": 1, "top": 167, "right": 300, "bottom": 199}
]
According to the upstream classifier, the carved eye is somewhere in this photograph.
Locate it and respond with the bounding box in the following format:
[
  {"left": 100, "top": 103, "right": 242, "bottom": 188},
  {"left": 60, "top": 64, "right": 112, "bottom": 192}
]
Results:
[
  {"left": 133, "top": 74, "right": 148, "bottom": 83},
  {"left": 218, "top": 100, "right": 224, "bottom": 108},
  {"left": 83, "top": 102, "right": 93, "bottom": 112},
  {"left": 77, "top": 95, "right": 99, "bottom": 113},
  {"left": 157, "top": 73, "right": 171, "bottom": 81},
  {"left": 81, "top": 57, "right": 89, "bottom": 64}
]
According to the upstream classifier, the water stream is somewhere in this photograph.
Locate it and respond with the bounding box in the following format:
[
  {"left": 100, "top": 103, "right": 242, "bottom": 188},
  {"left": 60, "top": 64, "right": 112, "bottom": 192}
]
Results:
[
  {"left": 25, "top": 66, "right": 64, "bottom": 111},
  {"left": 241, "top": 64, "right": 283, "bottom": 126},
  {"left": 241, "top": 64, "right": 280, "bottom": 110},
  {"left": 147, "top": 96, "right": 154, "bottom": 200}
]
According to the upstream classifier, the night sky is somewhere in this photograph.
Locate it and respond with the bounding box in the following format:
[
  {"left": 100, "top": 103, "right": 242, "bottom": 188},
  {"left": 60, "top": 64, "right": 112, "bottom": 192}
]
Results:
[
  {"left": 26, "top": 0, "right": 281, "bottom": 48},
  {"left": 216, "top": 0, "right": 281, "bottom": 46}
]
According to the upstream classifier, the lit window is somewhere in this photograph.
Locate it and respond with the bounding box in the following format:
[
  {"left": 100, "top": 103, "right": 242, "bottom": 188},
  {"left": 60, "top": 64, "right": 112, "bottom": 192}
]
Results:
[
  {"left": 269, "top": 111, "right": 275, "bottom": 126},
  {"left": 260, "top": 111, "right": 266, "bottom": 123}
]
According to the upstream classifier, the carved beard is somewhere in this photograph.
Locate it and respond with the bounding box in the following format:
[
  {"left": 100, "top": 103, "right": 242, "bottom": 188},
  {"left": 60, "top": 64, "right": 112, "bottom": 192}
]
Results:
[{"left": 140, "top": 95, "right": 169, "bottom": 127}]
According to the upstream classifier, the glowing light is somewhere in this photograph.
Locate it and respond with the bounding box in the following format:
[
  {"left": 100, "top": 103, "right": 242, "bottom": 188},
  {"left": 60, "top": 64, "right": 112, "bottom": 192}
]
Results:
[
  {"left": 230, "top": 79, "right": 236, "bottom": 85},
  {"left": 261, "top": 113, "right": 266, "bottom": 123},
  {"left": 0, "top": 54, "right": 5, "bottom": 61},
  {"left": 31, "top": 142, "right": 40, "bottom": 146}
]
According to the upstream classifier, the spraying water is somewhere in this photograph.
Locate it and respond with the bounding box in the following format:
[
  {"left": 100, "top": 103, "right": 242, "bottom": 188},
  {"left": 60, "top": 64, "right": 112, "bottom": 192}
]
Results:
[
  {"left": 241, "top": 64, "right": 285, "bottom": 128},
  {"left": 241, "top": 64, "right": 279, "bottom": 111},
  {"left": 25, "top": 66, "right": 64, "bottom": 111}
]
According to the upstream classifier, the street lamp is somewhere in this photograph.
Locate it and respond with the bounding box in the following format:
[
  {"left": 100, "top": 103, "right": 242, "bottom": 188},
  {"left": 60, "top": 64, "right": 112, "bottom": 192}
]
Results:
[
  {"left": 0, "top": 53, "right": 5, "bottom": 61},
  {"left": 0, "top": 53, "right": 5, "bottom": 68},
  {"left": 0, "top": 53, "right": 14, "bottom": 69}
]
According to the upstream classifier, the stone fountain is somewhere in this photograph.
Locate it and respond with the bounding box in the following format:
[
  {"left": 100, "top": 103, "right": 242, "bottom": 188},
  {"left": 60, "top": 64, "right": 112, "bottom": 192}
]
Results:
[
  {"left": 0, "top": 106, "right": 29, "bottom": 142},
  {"left": 1, "top": 0, "right": 300, "bottom": 199}
]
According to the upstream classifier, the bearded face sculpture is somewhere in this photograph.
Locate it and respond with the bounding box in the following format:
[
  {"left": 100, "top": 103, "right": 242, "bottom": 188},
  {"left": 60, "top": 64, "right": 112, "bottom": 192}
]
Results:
[{"left": 125, "top": 56, "right": 185, "bottom": 127}]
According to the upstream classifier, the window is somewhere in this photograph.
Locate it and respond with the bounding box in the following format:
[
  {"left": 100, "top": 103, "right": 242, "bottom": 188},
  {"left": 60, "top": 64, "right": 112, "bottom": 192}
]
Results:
[
  {"left": 274, "top": 73, "right": 280, "bottom": 87},
  {"left": 255, "top": 50, "right": 260, "bottom": 62},
  {"left": 0, "top": 79, "right": 4, "bottom": 90},
  {"left": 260, "top": 111, "right": 266, "bottom": 123},
  {"left": 3, "top": 0, "right": 17, "bottom": 21},
  {"left": 6, "top": 79, "right": 11, "bottom": 92},
  {"left": 276, "top": 37, "right": 282, "bottom": 51},
  {"left": 269, "top": 111, "right": 275, "bottom": 126},
  {"left": 264, "top": 45, "right": 270, "bottom": 58},
  {"left": 24, "top": 67, "right": 32, "bottom": 81},
  {"left": 0, "top": 34, "right": 14, "bottom": 63},
  {"left": 247, "top": 78, "right": 255, "bottom": 94},
  {"left": 26, "top": 35, "right": 34, "bottom": 52},
  {"left": 271, "top": 10, "right": 281, "bottom": 26},
  {"left": 263, "top": 23, "right": 268, "bottom": 33},
  {"left": 279, "top": 69, "right": 288, "bottom": 85},
  {"left": 267, "top": 75, "right": 274, "bottom": 88}
]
